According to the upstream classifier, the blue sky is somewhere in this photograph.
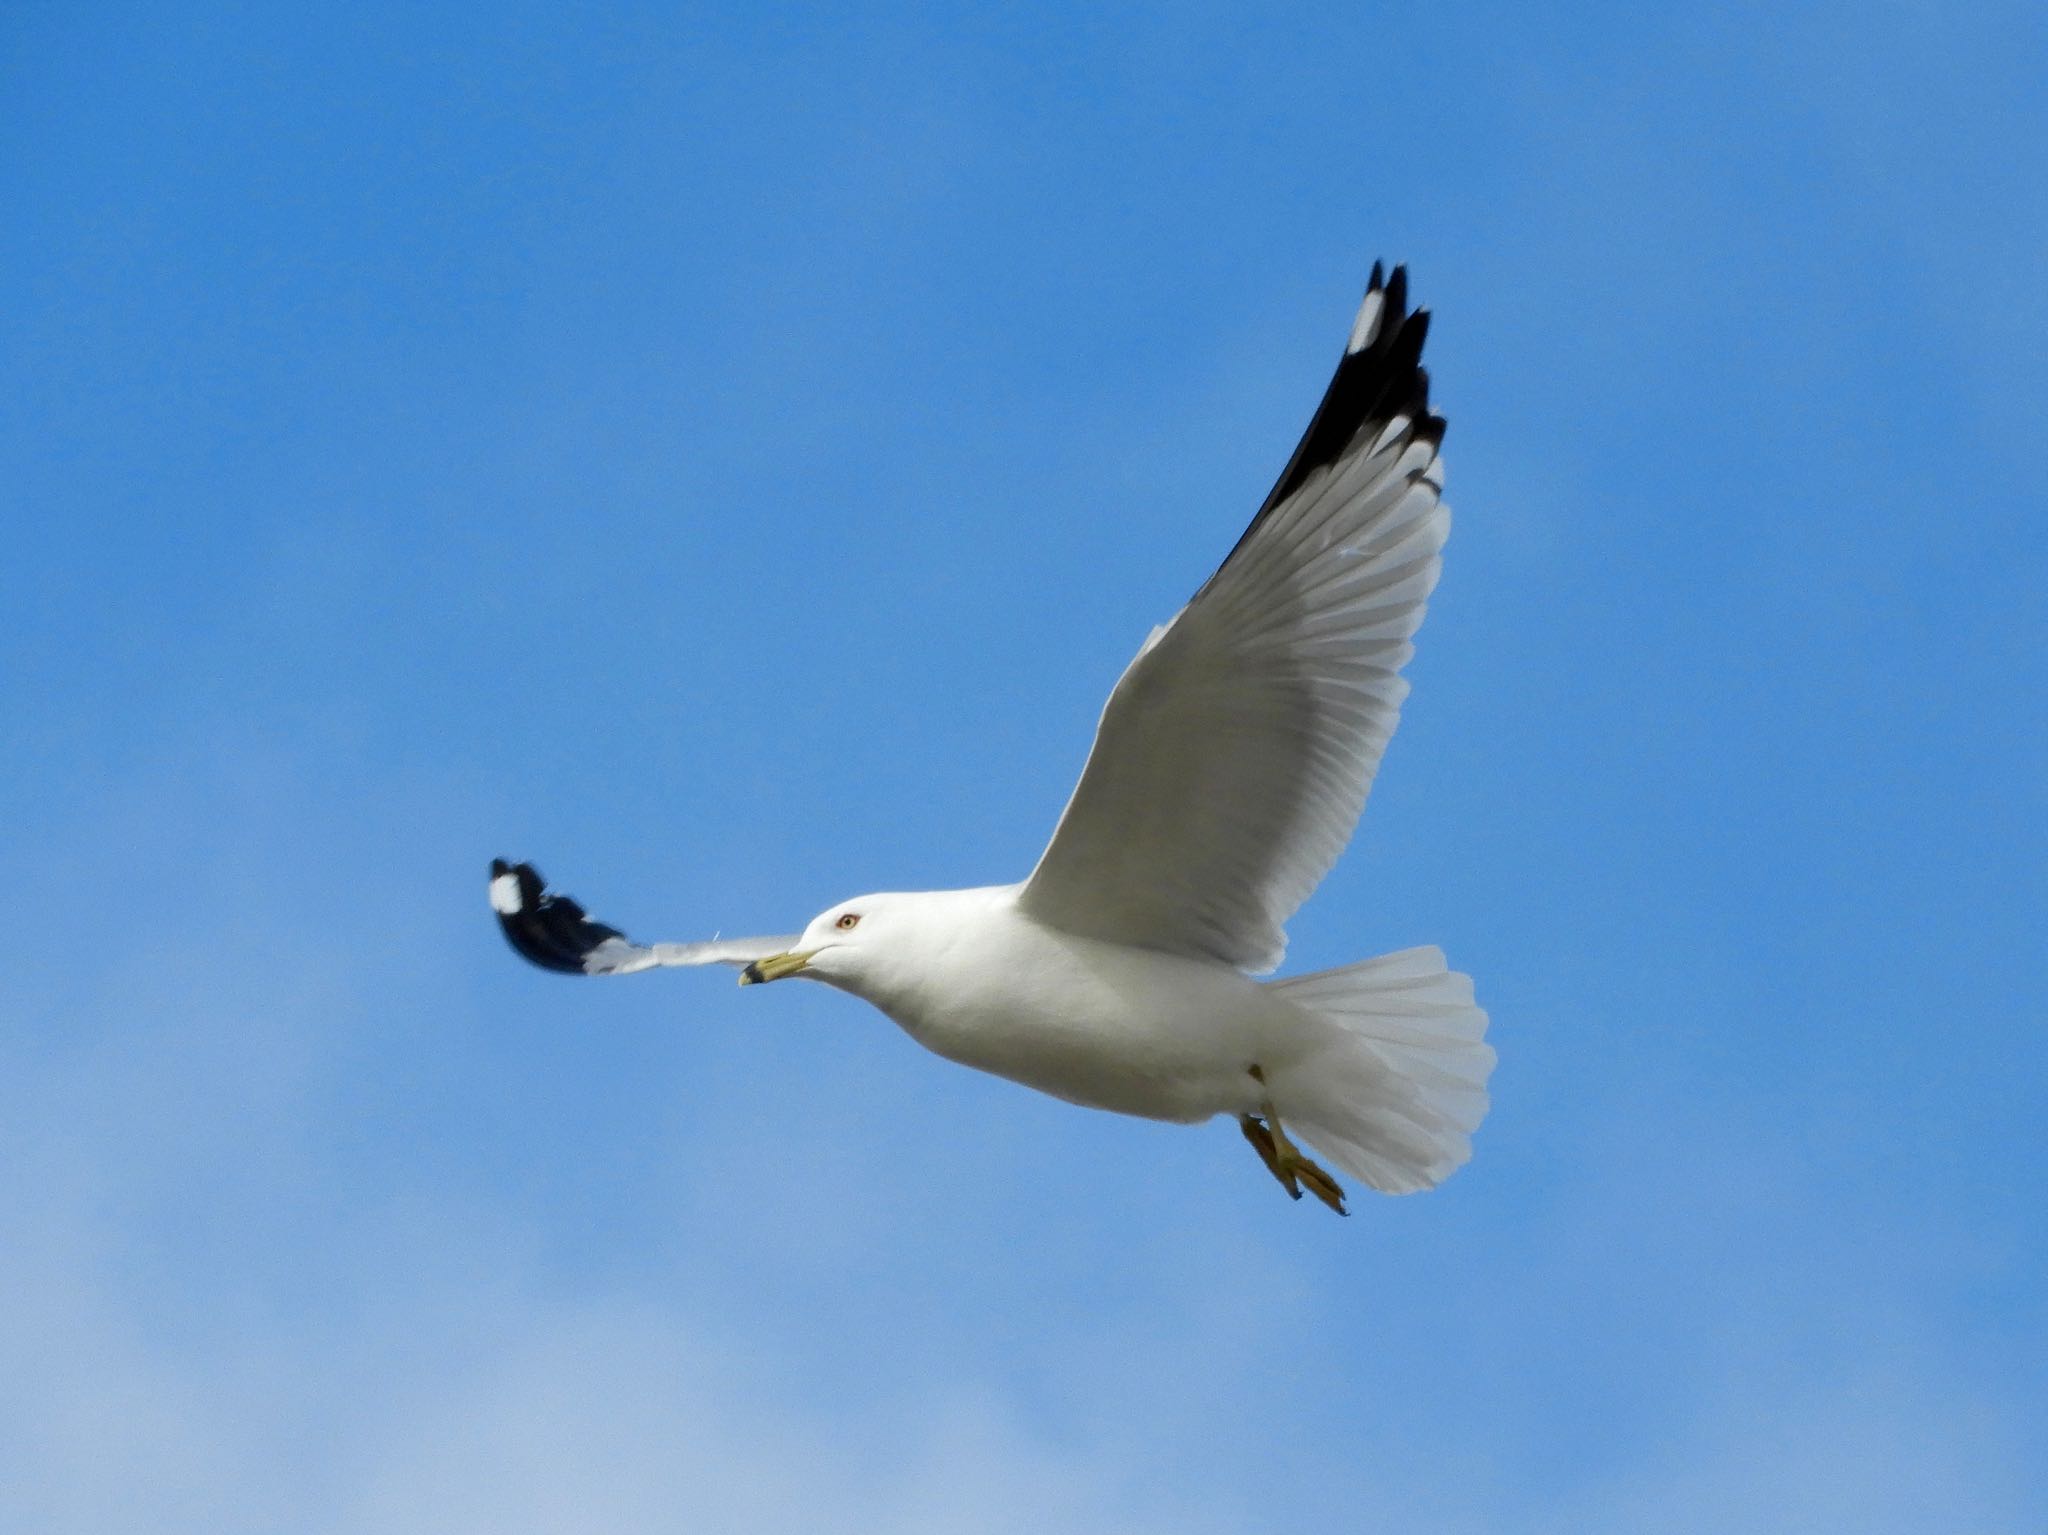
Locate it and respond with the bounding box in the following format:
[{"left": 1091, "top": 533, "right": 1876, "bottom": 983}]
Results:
[{"left": 3, "top": 2, "right": 2043, "bottom": 1528}]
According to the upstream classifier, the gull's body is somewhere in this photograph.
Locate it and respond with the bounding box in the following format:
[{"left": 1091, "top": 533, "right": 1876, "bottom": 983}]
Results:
[
  {"left": 803, "top": 886, "right": 1285, "bottom": 1125},
  {"left": 492, "top": 265, "right": 1494, "bottom": 1211}
]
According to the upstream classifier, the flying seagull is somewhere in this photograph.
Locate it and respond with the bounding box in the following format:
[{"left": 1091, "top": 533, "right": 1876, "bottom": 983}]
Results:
[{"left": 491, "top": 265, "right": 1493, "bottom": 1214}]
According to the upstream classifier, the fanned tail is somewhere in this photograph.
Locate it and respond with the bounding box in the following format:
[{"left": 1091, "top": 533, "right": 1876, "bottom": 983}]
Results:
[{"left": 1266, "top": 946, "right": 1494, "bottom": 1194}]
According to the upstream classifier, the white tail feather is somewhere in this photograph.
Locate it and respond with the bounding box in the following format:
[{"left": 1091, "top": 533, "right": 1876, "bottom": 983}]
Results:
[{"left": 1267, "top": 946, "right": 1494, "bottom": 1195}]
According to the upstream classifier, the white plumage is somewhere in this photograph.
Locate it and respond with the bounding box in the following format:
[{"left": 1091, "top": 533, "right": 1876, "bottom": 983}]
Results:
[{"left": 492, "top": 266, "right": 1493, "bottom": 1211}]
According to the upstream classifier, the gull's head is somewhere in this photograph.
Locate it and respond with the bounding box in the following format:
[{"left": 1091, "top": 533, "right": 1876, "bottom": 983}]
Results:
[
  {"left": 738, "top": 892, "right": 908, "bottom": 990},
  {"left": 737, "top": 887, "right": 1004, "bottom": 1002}
]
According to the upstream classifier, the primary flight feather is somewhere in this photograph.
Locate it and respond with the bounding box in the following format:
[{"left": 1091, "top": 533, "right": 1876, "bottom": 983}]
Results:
[{"left": 491, "top": 265, "right": 1492, "bottom": 1213}]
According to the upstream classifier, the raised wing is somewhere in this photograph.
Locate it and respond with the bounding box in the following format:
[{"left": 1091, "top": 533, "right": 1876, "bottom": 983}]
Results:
[
  {"left": 1016, "top": 265, "right": 1448, "bottom": 973},
  {"left": 489, "top": 859, "right": 798, "bottom": 977}
]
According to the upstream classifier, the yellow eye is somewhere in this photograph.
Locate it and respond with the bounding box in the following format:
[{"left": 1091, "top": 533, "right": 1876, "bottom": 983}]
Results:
[{"left": 835, "top": 913, "right": 860, "bottom": 930}]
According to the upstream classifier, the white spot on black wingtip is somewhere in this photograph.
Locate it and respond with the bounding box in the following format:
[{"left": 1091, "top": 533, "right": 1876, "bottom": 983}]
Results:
[
  {"left": 1346, "top": 262, "right": 1390, "bottom": 355},
  {"left": 1345, "top": 291, "right": 1385, "bottom": 355},
  {"left": 488, "top": 858, "right": 636, "bottom": 975}
]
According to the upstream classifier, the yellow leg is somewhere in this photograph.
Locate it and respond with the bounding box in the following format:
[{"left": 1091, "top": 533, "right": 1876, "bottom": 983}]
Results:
[
  {"left": 1238, "top": 1113, "right": 1296, "bottom": 1197},
  {"left": 1239, "top": 1067, "right": 1348, "bottom": 1216}
]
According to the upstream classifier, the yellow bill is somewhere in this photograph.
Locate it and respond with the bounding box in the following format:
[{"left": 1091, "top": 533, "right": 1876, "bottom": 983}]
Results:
[{"left": 739, "top": 950, "right": 815, "bottom": 985}]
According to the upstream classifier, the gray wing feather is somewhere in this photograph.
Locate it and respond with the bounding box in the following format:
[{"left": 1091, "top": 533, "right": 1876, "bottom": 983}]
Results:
[{"left": 1017, "top": 267, "right": 1447, "bottom": 973}]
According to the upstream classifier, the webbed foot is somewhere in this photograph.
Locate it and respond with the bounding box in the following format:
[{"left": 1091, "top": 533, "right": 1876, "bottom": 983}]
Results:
[{"left": 1238, "top": 1111, "right": 1348, "bottom": 1216}]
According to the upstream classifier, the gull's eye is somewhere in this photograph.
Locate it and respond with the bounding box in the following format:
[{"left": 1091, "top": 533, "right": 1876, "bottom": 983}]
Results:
[{"left": 835, "top": 913, "right": 861, "bottom": 930}]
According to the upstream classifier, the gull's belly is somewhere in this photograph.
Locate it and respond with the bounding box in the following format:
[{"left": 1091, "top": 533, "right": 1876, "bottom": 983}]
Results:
[{"left": 856, "top": 914, "right": 1293, "bottom": 1124}]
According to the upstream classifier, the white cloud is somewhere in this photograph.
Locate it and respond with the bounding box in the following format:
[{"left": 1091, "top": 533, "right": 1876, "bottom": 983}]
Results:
[
  {"left": 0, "top": 738, "right": 2035, "bottom": 1534},
  {"left": 6, "top": 1032, "right": 2034, "bottom": 1535}
]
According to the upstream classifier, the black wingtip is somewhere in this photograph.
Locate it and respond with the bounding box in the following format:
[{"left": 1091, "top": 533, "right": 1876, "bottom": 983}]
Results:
[
  {"left": 1249, "top": 261, "right": 1444, "bottom": 520},
  {"left": 488, "top": 858, "right": 630, "bottom": 975},
  {"left": 1381, "top": 263, "right": 1407, "bottom": 319},
  {"left": 1194, "top": 264, "right": 1445, "bottom": 588}
]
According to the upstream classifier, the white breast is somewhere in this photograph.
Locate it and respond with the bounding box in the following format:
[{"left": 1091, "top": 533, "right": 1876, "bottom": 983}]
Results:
[{"left": 836, "top": 889, "right": 1302, "bottom": 1123}]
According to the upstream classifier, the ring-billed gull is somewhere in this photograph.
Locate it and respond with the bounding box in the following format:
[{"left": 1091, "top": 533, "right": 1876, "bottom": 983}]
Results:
[{"left": 491, "top": 265, "right": 1492, "bottom": 1214}]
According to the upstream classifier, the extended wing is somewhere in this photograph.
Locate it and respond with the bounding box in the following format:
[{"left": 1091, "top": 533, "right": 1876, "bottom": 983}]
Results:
[
  {"left": 489, "top": 859, "right": 798, "bottom": 977},
  {"left": 1016, "top": 265, "right": 1447, "bottom": 973}
]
